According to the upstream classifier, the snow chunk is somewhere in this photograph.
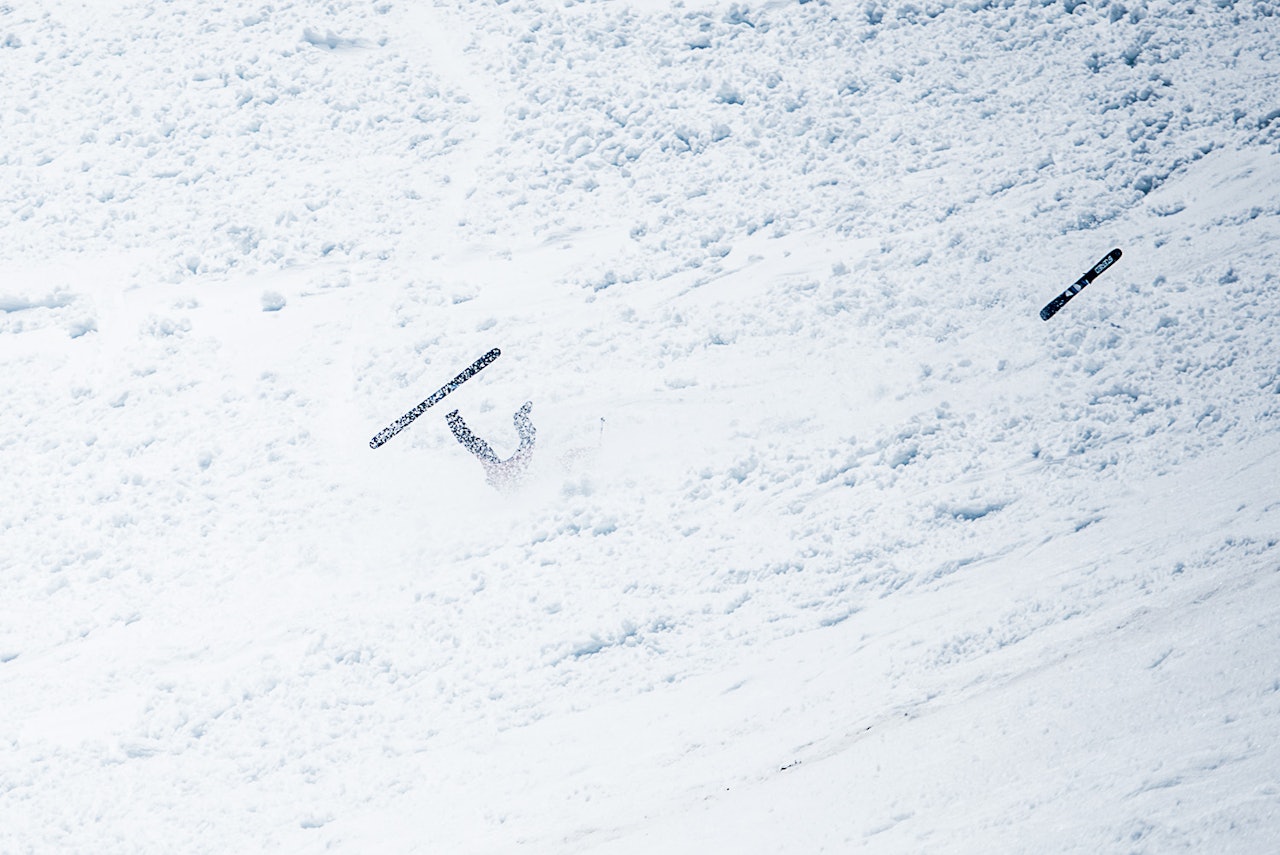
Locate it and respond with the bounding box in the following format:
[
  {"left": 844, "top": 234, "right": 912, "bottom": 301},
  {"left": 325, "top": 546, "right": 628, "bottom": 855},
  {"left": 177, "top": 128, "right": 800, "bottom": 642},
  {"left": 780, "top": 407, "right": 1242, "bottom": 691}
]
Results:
[
  {"left": 0, "top": 291, "right": 73, "bottom": 313},
  {"left": 67, "top": 317, "right": 97, "bottom": 338},
  {"left": 938, "top": 500, "right": 1009, "bottom": 522},
  {"left": 302, "top": 28, "right": 364, "bottom": 50}
]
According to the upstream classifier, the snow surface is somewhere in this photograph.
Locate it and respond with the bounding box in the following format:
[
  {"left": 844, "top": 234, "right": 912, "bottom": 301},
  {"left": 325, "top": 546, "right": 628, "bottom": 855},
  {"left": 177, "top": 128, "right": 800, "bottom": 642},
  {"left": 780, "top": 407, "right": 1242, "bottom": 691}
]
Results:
[{"left": 2, "top": 0, "right": 1279, "bottom": 851}]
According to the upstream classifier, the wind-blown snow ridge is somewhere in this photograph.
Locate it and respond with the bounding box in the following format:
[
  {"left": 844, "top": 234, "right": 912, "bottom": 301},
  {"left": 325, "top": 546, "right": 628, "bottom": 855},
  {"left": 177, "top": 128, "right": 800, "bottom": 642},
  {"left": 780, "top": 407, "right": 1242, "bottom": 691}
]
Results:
[{"left": 2, "top": 0, "right": 1279, "bottom": 852}]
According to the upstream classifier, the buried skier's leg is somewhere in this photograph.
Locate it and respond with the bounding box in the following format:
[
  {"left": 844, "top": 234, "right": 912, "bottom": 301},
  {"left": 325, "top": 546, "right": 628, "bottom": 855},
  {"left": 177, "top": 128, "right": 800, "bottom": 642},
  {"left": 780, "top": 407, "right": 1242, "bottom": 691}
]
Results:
[
  {"left": 486, "top": 402, "right": 537, "bottom": 489},
  {"left": 513, "top": 401, "right": 536, "bottom": 454},
  {"left": 445, "top": 409, "right": 500, "bottom": 465}
]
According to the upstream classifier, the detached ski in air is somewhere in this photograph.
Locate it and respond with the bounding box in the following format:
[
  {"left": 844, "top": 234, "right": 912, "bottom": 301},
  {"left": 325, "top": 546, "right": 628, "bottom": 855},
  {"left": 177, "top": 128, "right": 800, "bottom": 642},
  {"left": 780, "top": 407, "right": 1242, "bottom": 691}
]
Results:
[
  {"left": 1040, "top": 248, "right": 1122, "bottom": 321},
  {"left": 369, "top": 348, "right": 501, "bottom": 449}
]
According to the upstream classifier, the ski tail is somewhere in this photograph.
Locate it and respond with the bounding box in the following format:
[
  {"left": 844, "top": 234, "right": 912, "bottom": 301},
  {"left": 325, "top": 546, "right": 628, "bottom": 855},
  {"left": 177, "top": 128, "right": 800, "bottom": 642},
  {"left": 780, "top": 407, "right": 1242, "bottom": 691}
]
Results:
[
  {"left": 1040, "top": 248, "right": 1122, "bottom": 321},
  {"left": 369, "top": 348, "right": 502, "bottom": 449}
]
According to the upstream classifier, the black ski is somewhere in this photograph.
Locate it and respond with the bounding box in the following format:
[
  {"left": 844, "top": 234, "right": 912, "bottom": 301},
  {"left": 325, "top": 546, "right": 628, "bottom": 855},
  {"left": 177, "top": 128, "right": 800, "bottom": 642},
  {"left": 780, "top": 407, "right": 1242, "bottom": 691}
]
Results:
[
  {"left": 1040, "top": 248, "right": 1122, "bottom": 321},
  {"left": 369, "top": 348, "right": 501, "bottom": 449}
]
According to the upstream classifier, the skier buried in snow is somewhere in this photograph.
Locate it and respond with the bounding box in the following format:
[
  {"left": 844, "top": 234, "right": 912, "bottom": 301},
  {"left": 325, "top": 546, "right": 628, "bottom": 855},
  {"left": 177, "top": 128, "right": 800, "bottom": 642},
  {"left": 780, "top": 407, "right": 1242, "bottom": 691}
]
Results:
[{"left": 446, "top": 402, "right": 536, "bottom": 489}]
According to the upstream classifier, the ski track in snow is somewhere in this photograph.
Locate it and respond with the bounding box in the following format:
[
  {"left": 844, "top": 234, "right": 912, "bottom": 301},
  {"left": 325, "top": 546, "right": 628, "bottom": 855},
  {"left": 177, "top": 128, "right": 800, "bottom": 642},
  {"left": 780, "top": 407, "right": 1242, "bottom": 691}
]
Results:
[{"left": 2, "top": 0, "right": 1279, "bottom": 851}]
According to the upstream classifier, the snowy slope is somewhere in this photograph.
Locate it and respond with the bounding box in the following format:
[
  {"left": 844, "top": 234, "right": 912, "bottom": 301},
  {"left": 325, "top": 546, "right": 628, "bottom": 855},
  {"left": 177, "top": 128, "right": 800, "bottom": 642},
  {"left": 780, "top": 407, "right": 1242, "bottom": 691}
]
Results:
[{"left": 2, "top": 0, "right": 1279, "bottom": 852}]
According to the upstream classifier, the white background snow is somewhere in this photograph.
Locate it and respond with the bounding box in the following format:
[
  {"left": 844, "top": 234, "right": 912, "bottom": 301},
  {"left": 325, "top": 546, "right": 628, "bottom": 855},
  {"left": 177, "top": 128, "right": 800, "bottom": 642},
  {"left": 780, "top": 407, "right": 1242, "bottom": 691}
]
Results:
[{"left": 2, "top": 0, "right": 1279, "bottom": 851}]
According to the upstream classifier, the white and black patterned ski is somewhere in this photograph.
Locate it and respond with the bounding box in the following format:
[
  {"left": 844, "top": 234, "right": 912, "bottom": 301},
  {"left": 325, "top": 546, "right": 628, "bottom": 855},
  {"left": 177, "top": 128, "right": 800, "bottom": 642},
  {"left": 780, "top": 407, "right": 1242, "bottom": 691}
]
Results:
[
  {"left": 1040, "top": 248, "right": 1122, "bottom": 321},
  {"left": 369, "top": 348, "right": 501, "bottom": 449}
]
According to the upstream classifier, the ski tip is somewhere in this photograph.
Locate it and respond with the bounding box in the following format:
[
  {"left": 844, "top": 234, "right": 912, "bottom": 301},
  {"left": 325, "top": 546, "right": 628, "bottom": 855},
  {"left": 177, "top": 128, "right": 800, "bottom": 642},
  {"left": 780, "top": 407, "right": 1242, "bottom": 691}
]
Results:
[{"left": 1112, "top": 247, "right": 1123, "bottom": 259}]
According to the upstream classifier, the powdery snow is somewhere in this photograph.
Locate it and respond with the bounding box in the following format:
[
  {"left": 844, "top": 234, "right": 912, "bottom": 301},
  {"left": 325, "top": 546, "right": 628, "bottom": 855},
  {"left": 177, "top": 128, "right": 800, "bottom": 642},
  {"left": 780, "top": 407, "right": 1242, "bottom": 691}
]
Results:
[{"left": 2, "top": 0, "right": 1279, "bottom": 852}]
